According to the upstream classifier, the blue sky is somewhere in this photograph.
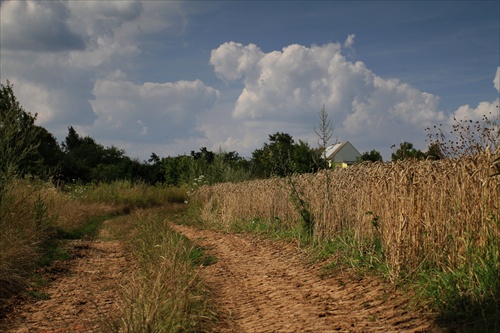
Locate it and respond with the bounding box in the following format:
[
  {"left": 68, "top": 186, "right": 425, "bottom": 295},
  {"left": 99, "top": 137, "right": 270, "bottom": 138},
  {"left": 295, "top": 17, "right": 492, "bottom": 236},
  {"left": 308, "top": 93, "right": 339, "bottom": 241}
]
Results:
[{"left": 1, "top": 1, "right": 499, "bottom": 161}]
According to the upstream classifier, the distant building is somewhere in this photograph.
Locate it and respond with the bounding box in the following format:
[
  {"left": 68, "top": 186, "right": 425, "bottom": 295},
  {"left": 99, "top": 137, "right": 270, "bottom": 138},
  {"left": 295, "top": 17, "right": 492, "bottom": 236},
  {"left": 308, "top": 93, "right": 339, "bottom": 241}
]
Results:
[{"left": 324, "top": 141, "right": 361, "bottom": 167}]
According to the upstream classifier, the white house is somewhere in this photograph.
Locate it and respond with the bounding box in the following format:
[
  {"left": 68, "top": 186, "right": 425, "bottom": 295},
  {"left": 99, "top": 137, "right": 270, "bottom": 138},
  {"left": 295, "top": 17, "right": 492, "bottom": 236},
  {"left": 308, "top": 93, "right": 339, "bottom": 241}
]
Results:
[{"left": 324, "top": 141, "right": 361, "bottom": 167}]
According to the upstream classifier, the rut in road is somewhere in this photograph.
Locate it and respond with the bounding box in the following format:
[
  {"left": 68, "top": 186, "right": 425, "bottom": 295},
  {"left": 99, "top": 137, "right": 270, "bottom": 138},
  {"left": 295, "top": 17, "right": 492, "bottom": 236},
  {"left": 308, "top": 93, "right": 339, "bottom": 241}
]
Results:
[
  {"left": 0, "top": 221, "right": 132, "bottom": 333},
  {"left": 171, "top": 223, "right": 438, "bottom": 333}
]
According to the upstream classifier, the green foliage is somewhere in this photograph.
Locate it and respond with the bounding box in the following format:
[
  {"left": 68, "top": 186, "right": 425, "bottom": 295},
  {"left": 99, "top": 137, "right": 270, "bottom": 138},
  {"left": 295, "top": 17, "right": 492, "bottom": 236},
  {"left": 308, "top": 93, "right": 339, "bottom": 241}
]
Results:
[
  {"left": 318, "top": 228, "right": 388, "bottom": 276},
  {"left": 0, "top": 81, "right": 43, "bottom": 180},
  {"left": 190, "top": 148, "right": 253, "bottom": 185},
  {"left": 61, "top": 126, "right": 148, "bottom": 183},
  {"left": 55, "top": 214, "right": 114, "bottom": 240},
  {"left": 161, "top": 155, "right": 189, "bottom": 186},
  {"left": 35, "top": 128, "right": 64, "bottom": 176},
  {"left": 251, "top": 132, "right": 322, "bottom": 177},
  {"left": 27, "top": 290, "right": 51, "bottom": 301},
  {"left": 425, "top": 142, "right": 443, "bottom": 160},
  {"left": 188, "top": 243, "right": 217, "bottom": 267},
  {"left": 357, "top": 149, "right": 383, "bottom": 163},
  {"left": 417, "top": 224, "right": 500, "bottom": 332},
  {"left": 287, "top": 179, "right": 315, "bottom": 237},
  {"left": 391, "top": 142, "right": 426, "bottom": 161}
]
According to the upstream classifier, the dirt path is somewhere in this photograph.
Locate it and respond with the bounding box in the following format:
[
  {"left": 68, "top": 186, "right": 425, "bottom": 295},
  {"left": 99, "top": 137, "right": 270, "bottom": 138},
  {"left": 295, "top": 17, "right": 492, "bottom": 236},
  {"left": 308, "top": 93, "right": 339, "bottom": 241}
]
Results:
[
  {"left": 1, "top": 219, "right": 439, "bottom": 333},
  {"left": 0, "top": 222, "right": 132, "bottom": 333},
  {"left": 171, "top": 224, "right": 439, "bottom": 333}
]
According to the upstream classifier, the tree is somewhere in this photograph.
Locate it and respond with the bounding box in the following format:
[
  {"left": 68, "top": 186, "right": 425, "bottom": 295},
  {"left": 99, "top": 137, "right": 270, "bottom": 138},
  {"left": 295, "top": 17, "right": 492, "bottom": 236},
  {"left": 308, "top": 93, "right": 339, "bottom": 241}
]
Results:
[
  {"left": 61, "top": 127, "right": 107, "bottom": 182},
  {"left": 0, "top": 81, "right": 43, "bottom": 178},
  {"left": 62, "top": 126, "right": 82, "bottom": 152},
  {"left": 28, "top": 126, "right": 64, "bottom": 177},
  {"left": 163, "top": 155, "right": 191, "bottom": 186},
  {"left": 314, "top": 104, "right": 334, "bottom": 164},
  {"left": 391, "top": 142, "right": 425, "bottom": 161},
  {"left": 251, "top": 132, "right": 321, "bottom": 178},
  {"left": 187, "top": 147, "right": 252, "bottom": 185},
  {"left": 357, "top": 149, "right": 383, "bottom": 163},
  {"left": 425, "top": 142, "right": 443, "bottom": 160},
  {"left": 191, "top": 147, "right": 215, "bottom": 164}
]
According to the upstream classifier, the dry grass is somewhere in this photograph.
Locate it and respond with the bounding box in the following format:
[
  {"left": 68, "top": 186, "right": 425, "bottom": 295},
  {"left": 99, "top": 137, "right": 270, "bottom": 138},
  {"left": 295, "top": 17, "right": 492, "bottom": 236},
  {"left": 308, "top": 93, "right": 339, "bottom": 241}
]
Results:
[
  {"left": 0, "top": 179, "right": 123, "bottom": 302},
  {"left": 105, "top": 207, "right": 214, "bottom": 333},
  {"left": 194, "top": 149, "right": 500, "bottom": 281}
]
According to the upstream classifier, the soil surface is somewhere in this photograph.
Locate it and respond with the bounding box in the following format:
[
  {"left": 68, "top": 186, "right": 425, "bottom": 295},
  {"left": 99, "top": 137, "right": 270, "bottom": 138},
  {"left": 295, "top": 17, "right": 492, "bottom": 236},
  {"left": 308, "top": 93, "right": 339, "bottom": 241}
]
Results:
[
  {"left": 171, "top": 224, "right": 439, "bottom": 333},
  {"left": 1, "top": 220, "right": 440, "bottom": 333},
  {"left": 0, "top": 222, "right": 132, "bottom": 333}
]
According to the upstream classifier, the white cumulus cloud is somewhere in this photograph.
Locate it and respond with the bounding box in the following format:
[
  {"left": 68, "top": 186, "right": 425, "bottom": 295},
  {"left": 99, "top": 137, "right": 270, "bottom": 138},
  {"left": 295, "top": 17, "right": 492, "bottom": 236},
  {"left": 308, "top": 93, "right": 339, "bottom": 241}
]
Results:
[
  {"left": 88, "top": 78, "right": 220, "bottom": 144},
  {"left": 450, "top": 68, "right": 500, "bottom": 124},
  {"left": 210, "top": 41, "right": 446, "bottom": 154}
]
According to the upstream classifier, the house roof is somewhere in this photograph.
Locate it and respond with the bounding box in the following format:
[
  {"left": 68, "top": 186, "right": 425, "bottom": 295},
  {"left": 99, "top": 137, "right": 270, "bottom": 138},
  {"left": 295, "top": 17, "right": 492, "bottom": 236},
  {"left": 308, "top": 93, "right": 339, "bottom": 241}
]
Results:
[
  {"left": 324, "top": 141, "right": 348, "bottom": 159},
  {"left": 324, "top": 141, "right": 361, "bottom": 163}
]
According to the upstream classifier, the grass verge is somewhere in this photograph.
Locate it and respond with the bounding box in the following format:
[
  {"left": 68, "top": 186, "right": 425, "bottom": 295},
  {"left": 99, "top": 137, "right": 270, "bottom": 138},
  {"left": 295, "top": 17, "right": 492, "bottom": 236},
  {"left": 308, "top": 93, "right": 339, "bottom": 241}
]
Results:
[{"left": 105, "top": 206, "right": 216, "bottom": 332}]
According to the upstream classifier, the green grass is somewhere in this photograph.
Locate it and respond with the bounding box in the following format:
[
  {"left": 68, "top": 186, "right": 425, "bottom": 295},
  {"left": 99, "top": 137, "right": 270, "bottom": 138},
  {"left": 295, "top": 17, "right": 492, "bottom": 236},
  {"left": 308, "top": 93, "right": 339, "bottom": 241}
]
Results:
[
  {"left": 106, "top": 208, "right": 217, "bottom": 332},
  {"left": 55, "top": 213, "right": 120, "bottom": 240},
  {"left": 317, "top": 229, "right": 388, "bottom": 277},
  {"left": 416, "top": 227, "right": 500, "bottom": 333},
  {"left": 65, "top": 181, "right": 188, "bottom": 209},
  {"left": 188, "top": 243, "right": 218, "bottom": 267},
  {"left": 26, "top": 290, "right": 51, "bottom": 301}
]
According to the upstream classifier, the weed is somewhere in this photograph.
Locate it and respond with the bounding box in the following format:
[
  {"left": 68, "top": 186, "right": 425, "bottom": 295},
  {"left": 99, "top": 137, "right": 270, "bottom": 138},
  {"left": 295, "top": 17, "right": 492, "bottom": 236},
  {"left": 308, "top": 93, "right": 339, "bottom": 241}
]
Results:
[{"left": 26, "top": 290, "right": 51, "bottom": 301}]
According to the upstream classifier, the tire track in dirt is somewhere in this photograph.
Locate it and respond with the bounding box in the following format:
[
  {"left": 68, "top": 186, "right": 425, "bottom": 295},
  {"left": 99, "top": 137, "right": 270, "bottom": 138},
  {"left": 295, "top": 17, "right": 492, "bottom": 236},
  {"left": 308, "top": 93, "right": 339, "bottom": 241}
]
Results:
[
  {"left": 0, "top": 226, "right": 132, "bottom": 333},
  {"left": 172, "top": 224, "right": 439, "bottom": 333}
]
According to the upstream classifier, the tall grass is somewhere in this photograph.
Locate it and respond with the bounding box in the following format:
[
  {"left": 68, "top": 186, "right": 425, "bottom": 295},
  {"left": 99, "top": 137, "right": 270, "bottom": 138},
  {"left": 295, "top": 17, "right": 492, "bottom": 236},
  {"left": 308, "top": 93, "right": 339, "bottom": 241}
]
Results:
[
  {"left": 106, "top": 208, "right": 215, "bottom": 333},
  {"left": 193, "top": 149, "right": 500, "bottom": 329},
  {"left": 0, "top": 178, "right": 124, "bottom": 303},
  {"left": 0, "top": 179, "right": 185, "bottom": 308},
  {"left": 63, "top": 180, "right": 188, "bottom": 209},
  {"left": 0, "top": 178, "right": 52, "bottom": 300}
]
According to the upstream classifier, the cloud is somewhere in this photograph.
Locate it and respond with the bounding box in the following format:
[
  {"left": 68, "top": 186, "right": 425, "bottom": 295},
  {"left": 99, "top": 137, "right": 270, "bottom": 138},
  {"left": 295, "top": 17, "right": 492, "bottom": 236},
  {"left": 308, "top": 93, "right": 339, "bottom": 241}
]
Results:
[
  {"left": 1, "top": 1, "right": 495, "bottom": 162},
  {"left": 450, "top": 68, "right": 500, "bottom": 123},
  {"left": 0, "top": 0, "right": 85, "bottom": 52},
  {"left": 87, "top": 77, "right": 220, "bottom": 144},
  {"left": 343, "top": 34, "right": 356, "bottom": 49},
  {"left": 66, "top": 1, "right": 143, "bottom": 40},
  {"left": 494, "top": 66, "right": 500, "bottom": 93},
  {"left": 452, "top": 100, "right": 499, "bottom": 123},
  {"left": 0, "top": 0, "right": 174, "bottom": 142},
  {"left": 210, "top": 42, "right": 265, "bottom": 81},
  {"left": 7, "top": 77, "right": 95, "bottom": 127},
  {"left": 210, "top": 41, "right": 446, "bottom": 154}
]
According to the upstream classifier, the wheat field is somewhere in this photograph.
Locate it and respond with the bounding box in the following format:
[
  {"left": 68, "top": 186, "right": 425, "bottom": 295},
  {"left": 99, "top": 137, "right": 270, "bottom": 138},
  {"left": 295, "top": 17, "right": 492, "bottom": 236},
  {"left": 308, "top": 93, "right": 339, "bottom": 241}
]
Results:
[{"left": 194, "top": 150, "right": 500, "bottom": 280}]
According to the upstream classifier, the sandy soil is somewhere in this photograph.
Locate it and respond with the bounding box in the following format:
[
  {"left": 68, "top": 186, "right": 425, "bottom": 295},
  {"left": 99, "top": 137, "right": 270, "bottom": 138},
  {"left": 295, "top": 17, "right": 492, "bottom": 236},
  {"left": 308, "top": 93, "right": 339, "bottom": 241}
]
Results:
[
  {"left": 0, "top": 236, "right": 131, "bottom": 332},
  {"left": 171, "top": 224, "right": 440, "bottom": 333},
  {"left": 1, "top": 220, "right": 440, "bottom": 333}
]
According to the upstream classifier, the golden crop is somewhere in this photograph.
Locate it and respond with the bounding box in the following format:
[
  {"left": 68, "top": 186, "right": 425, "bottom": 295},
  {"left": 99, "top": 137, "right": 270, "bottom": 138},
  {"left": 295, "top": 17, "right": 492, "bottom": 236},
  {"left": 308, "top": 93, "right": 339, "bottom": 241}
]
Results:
[{"left": 194, "top": 150, "right": 500, "bottom": 279}]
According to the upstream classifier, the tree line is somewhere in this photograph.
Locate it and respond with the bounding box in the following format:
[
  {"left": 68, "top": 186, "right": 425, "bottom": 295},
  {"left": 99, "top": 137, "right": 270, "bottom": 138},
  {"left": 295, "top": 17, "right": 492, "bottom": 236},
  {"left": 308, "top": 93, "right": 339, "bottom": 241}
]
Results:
[{"left": 1, "top": 81, "right": 451, "bottom": 187}]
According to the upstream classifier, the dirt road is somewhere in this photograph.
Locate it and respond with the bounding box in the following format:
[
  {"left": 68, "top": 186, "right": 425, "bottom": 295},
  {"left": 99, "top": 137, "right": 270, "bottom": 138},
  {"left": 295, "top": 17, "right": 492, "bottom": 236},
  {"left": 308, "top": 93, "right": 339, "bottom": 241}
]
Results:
[
  {"left": 1, "top": 221, "right": 438, "bottom": 332},
  {"left": 171, "top": 224, "right": 438, "bottom": 333},
  {"left": 0, "top": 237, "right": 131, "bottom": 332}
]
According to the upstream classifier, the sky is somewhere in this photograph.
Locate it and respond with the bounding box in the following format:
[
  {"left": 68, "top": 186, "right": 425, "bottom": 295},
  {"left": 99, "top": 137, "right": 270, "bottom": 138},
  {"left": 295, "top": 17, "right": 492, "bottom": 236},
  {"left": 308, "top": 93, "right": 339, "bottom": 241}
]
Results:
[{"left": 1, "top": 0, "right": 499, "bottom": 161}]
